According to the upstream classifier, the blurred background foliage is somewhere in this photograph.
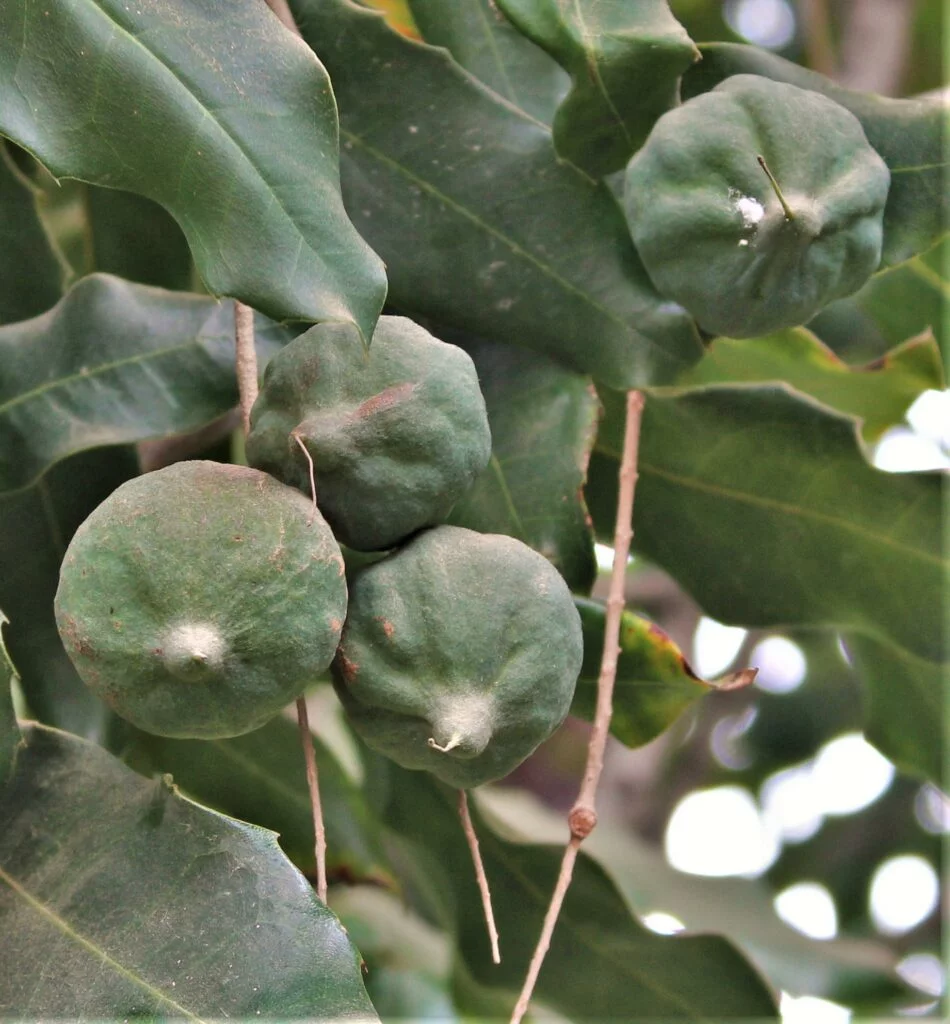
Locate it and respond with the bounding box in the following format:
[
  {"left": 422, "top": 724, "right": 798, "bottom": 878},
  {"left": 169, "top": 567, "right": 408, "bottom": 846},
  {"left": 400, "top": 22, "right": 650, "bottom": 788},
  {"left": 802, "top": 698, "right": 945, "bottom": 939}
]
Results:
[{"left": 1, "top": 0, "right": 946, "bottom": 1021}]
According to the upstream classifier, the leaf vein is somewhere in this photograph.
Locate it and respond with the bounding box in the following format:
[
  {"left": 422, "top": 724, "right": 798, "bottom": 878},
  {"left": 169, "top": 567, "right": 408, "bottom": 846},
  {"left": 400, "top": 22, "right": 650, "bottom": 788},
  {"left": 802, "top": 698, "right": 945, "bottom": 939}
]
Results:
[
  {"left": 339, "top": 128, "right": 675, "bottom": 360},
  {"left": 0, "top": 862, "right": 206, "bottom": 1022}
]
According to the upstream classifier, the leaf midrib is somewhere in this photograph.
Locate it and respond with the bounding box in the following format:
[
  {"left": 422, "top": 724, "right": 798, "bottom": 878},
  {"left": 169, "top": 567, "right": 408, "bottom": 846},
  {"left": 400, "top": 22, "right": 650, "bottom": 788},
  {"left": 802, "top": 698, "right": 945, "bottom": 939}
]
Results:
[
  {"left": 209, "top": 739, "right": 313, "bottom": 812},
  {"left": 0, "top": 861, "right": 206, "bottom": 1023},
  {"left": 594, "top": 446, "right": 945, "bottom": 570},
  {"left": 473, "top": 0, "right": 518, "bottom": 107},
  {"left": 340, "top": 129, "right": 679, "bottom": 363},
  {"left": 0, "top": 337, "right": 212, "bottom": 420},
  {"left": 568, "top": 0, "right": 634, "bottom": 147}
]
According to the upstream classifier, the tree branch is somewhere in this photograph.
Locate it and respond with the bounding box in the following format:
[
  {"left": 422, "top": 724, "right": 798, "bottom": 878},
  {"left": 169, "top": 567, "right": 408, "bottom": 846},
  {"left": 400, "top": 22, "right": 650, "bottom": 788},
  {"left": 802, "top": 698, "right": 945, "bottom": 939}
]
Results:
[
  {"left": 234, "top": 300, "right": 259, "bottom": 435},
  {"left": 234, "top": 297, "right": 329, "bottom": 902},
  {"left": 262, "top": 0, "right": 301, "bottom": 36},
  {"left": 510, "top": 390, "right": 645, "bottom": 1024}
]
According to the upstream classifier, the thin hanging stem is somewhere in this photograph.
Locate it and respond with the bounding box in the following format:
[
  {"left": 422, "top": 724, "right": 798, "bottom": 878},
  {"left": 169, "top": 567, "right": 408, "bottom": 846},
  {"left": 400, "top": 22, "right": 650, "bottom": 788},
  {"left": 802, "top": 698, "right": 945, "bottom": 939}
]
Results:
[
  {"left": 798, "top": 0, "right": 837, "bottom": 77},
  {"left": 459, "top": 790, "right": 501, "bottom": 964},
  {"left": 510, "top": 390, "right": 645, "bottom": 1024},
  {"left": 234, "top": 298, "right": 329, "bottom": 903},
  {"left": 756, "top": 155, "right": 796, "bottom": 222},
  {"left": 296, "top": 696, "right": 329, "bottom": 902},
  {"left": 292, "top": 433, "right": 318, "bottom": 522}
]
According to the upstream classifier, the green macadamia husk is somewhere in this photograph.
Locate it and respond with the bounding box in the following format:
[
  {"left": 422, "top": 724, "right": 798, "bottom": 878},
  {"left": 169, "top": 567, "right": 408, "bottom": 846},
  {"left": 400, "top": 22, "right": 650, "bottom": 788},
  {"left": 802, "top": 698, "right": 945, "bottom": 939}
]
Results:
[
  {"left": 332, "top": 525, "right": 583, "bottom": 788},
  {"left": 624, "top": 74, "right": 890, "bottom": 337},
  {"left": 246, "top": 316, "right": 492, "bottom": 551},
  {"left": 55, "top": 461, "right": 347, "bottom": 739}
]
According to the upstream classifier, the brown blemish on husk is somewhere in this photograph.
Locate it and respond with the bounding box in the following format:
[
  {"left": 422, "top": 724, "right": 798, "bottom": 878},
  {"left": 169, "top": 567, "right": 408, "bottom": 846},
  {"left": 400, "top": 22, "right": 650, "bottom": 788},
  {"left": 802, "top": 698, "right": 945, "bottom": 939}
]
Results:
[
  {"left": 337, "top": 651, "right": 359, "bottom": 684},
  {"left": 352, "top": 382, "right": 417, "bottom": 420}
]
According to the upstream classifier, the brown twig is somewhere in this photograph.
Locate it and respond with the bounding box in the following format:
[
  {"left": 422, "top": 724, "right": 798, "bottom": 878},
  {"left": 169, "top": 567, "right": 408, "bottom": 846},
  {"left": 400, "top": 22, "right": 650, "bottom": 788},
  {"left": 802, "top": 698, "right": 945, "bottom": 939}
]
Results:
[
  {"left": 510, "top": 390, "right": 645, "bottom": 1024},
  {"left": 262, "top": 0, "right": 301, "bottom": 36},
  {"left": 458, "top": 790, "right": 501, "bottom": 964},
  {"left": 234, "top": 298, "right": 329, "bottom": 903},
  {"left": 798, "top": 0, "right": 837, "bottom": 78},
  {"left": 234, "top": 300, "right": 259, "bottom": 434},
  {"left": 296, "top": 696, "right": 329, "bottom": 902}
]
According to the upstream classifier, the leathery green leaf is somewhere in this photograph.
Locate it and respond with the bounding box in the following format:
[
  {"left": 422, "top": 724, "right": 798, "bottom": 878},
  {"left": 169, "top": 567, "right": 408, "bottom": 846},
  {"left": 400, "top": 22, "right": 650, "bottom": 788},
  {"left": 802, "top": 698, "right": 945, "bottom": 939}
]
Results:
[
  {"left": 591, "top": 386, "right": 945, "bottom": 660},
  {"left": 0, "top": 724, "right": 378, "bottom": 1021},
  {"left": 682, "top": 43, "right": 950, "bottom": 268},
  {"left": 374, "top": 760, "right": 779, "bottom": 1020},
  {"left": 0, "top": 274, "right": 295, "bottom": 494},
  {"left": 852, "top": 238, "right": 949, "bottom": 357},
  {"left": 123, "top": 712, "right": 393, "bottom": 885},
  {"left": 447, "top": 339, "right": 599, "bottom": 591},
  {"left": 496, "top": 0, "right": 700, "bottom": 175},
  {"left": 844, "top": 632, "right": 943, "bottom": 782},
  {"left": 0, "top": 0, "right": 386, "bottom": 337},
  {"left": 0, "top": 611, "right": 22, "bottom": 789},
  {"left": 85, "top": 188, "right": 194, "bottom": 292},
  {"left": 678, "top": 328, "right": 945, "bottom": 442},
  {"left": 808, "top": 238, "right": 948, "bottom": 364},
  {"left": 407, "top": 0, "right": 568, "bottom": 124},
  {"left": 0, "top": 143, "right": 63, "bottom": 324},
  {"left": 0, "top": 447, "right": 139, "bottom": 747},
  {"left": 587, "top": 386, "right": 946, "bottom": 775},
  {"left": 290, "top": 0, "right": 704, "bottom": 388},
  {"left": 571, "top": 597, "right": 756, "bottom": 748},
  {"left": 480, "top": 785, "right": 907, "bottom": 1007}
]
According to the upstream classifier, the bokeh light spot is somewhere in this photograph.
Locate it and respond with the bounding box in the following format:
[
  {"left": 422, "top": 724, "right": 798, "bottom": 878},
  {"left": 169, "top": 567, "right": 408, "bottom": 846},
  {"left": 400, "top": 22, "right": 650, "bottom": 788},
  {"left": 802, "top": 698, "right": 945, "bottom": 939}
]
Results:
[
  {"left": 751, "top": 636, "right": 807, "bottom": 694},
  {"left": 869, "top": 855, "right": 939, "bottom": 935},
  {"left": 774, "top": 882, "right": 838, "bottom": 939},
  {"left": 810, "top": 733, "right": 894, "bottom": 816},
  {"left": 724, "top": 0, "right": 797, "bottom": 50},
  {"left": 779, "top": 992, "right": 851, "bottom": 1023},
  {"left": 665, "top": 786, "right": 779, "bottom": 877},
  {"left": 693, "top": 616, "right": 747, "bottom": 678},
  {"left": 642, "top": 911, "right": 685, "bottom": 935}
]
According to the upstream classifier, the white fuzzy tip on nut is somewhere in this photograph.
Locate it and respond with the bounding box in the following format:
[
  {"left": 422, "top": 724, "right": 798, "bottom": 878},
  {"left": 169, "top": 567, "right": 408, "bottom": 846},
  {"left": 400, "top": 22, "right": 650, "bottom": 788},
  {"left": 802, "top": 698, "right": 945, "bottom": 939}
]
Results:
[
  {"left": 161, "top": 623, "right": 228, "bottom": 680},
  {"left": 428, "top": 693, "right": 494, "bottom": 759}
]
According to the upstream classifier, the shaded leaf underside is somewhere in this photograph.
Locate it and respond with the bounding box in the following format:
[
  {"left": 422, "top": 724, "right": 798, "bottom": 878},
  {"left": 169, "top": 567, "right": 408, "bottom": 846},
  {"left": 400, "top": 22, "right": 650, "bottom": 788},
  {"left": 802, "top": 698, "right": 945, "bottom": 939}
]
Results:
[
  {"left": 0, "top": 274, "right": 294, "bottom": 494},
  {"left": 678, "top": 328, "right": 945, "bottom": 442},
  {"left": 377, "top": 760, "right": 779, "bottom": 1020},
  {"left": 291, "top": 0, "right": 703, "bottom": 389},
  {"left": 0, "top": 612, "right": 21, "bottom": 788},
  {"left": 0, "top": 142, "right": 63, "bottom": 324},
  {"left": 0, "top": 725, "right": 377, "bottom": 1021},
  {"left": 587, "top": 384, "right": 945, "bottom": 780},
  {"left": 447, "top": 337, "right": 599, "bottom": 591}
]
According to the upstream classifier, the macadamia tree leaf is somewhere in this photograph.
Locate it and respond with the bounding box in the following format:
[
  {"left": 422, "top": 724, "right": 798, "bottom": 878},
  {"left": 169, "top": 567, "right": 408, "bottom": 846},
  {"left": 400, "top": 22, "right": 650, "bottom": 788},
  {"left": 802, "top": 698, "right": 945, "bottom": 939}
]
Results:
[
  {"left": 624, "top": 75, "right": 890, "bottom": 338},
  {"left": 332, "top": 526, "right": 582, "bottom": 789},
  {"left": 0, "top": 0, "right": 386, "bottom": 339},
  {"left": 496, "top": 0, "right": 699, "bottom": 176},
  {"left": 55, "top": 462, "right": 347, "bottom": 739},
  {"left": 0, "top": 725, "right": 378, "bottom": 1020},
  {"left": 0, "top": 611, "right": 21, "bottom": 789}
]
